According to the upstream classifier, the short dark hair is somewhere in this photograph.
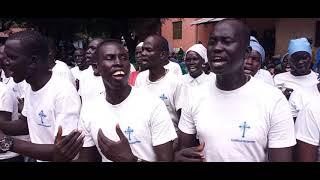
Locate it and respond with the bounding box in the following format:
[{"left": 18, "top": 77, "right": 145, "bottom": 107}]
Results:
[
  {"left": 8, "top": 30, "right": 49, "bottom": 62},
  {"left": 96, "top": 39, "right": 123, "bottom": 53},
  {"left": 95, "top": 39, "right": 127, "bottom": 62},
  {"left": 147, "top": 34, "right": 169, "bottom": 53},
  {"left": 216, "top": 18, "right": 250, "bottom": 47}
]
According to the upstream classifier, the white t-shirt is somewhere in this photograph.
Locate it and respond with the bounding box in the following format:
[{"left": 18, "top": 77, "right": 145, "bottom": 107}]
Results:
[
  {"left": 0, "top": 82, "right": 19, "bottom": 160},
  {"left": 254, "top": 69, "right": 274, "bottom": 86},
  {"left": 179, "top": 77, "right": 296, "bottom": 162},
  {"left": 79, "top": 87, "right": 177, "bottom": 162},
  {"left": 295, "top": 94, "right": 320, "bottom": 161},
  {"left": 164, "top": 61, "right": 182, "bottom": 76},
  {"left": 52, "top": 60, "right": 76, "bottom": 88},
  {"left": 135, "top": 70, "right": 183, "bottom": 130},
  {"left": 78, "top": 69, "right": 105, "bottom": 106},
  {"left": 21, "top": 74, "right": 81, "bottom": 145},
  {"left": 181, "top": 72, "right": 215, "bottom": 87},
  {"left": 289, "top": 84, "right": 320, "bottom": 118},
  {"left": 1, "top": 70, "right": 26, "bottom": 99},
  {"left": 273, "top": 71, "right": 319, "bottom": 91}
]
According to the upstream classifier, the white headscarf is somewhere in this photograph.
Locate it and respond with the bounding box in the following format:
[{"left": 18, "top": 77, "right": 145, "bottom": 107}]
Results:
[
  {"left": 250, "top": 37, "right": 265, "bottom": 63},
  {"left": 136, "top": 42, "right": 143, "bottom": 48},
  {"left": 185, "top": 44, "right": 208, "bottom": 63}
]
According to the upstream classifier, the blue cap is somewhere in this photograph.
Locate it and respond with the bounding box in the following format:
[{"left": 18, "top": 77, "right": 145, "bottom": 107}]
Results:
[
  {"left": 250, "top": 40, "right": 265, "bottom": 64},
  {"left": 288, "top": 38, "right": 312, "bottom": 56}
]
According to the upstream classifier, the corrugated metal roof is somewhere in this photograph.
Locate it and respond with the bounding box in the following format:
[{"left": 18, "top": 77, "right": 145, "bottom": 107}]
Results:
[{"left": 191, "top": 18, "right": 226, "bottom": 25}]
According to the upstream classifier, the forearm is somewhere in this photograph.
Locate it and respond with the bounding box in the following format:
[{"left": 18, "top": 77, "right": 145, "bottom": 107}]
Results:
[
  {"left": 0, "top": 120, "right": 29, "bottom": 136},
  {"left": 11, "top": 138, "right": 54, "bottom": 161}
]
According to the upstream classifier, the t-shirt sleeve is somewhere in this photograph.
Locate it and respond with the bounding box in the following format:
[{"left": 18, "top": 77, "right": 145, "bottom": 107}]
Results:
[
  {"left": 288, "top": 90, "right": 301, "bottom": 118},
  {"left": 295, "top": 103, "right": 320, "bottom": 146},
  {"left": 178, "top": 87, "right": 197, "bottom": 135},
  {"left": 173, "top": 79, "right": 184, "bottom": 111},
  {"left": 54, "top": 84, "right": 81, "bottom": 137},
  {"left": 268, "top": 94, "right": 296, "bottom": 148},
  {"left": 0, "top": 88, "right": 15, "bottom": 113},
  {"left": 150, "top": 100, "right": 177, "bottom": 146},
  {"left": 78, "top": 106, "right": 95, "bottom": 147}
]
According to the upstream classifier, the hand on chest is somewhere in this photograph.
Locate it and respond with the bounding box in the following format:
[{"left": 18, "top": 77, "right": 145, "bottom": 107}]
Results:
[{"left": 93, "top": 112, "right": 149, "bottom": 145}]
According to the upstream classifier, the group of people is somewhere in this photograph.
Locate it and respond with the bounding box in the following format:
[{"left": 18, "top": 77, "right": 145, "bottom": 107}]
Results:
[{"left": 0, "top": 18, "right": 319, "bottom": 162}]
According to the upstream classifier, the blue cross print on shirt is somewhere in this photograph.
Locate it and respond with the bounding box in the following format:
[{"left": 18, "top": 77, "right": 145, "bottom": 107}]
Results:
[
  {"left": 38, "top": 110, "right": 51, "bottom": 127},
  {"left": 124, "top": 126, "right": 141, "bottom": 144},
  {"left": 159, "top": 94, "right": 168, "bottom": 101},
  {"left": 239, "top": 121, "right": 250, "bottom": 138}
]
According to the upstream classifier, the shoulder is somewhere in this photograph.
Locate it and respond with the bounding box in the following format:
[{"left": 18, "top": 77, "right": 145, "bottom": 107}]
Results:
[
  {"left": 132, "top": 87, "right": 164, "bottom": 107},
  {"left": 249, "top": 77, "right": 283, "bottom": 98},
  {"left": 273, "top": 72, "right": 290, "bottom": 80},
  {"left": 310, "top": 71, "right": 319, "bottom": 78},
  {"left": 181, "top": 74, "right": 191, "bottom": 83},
  {"left": 135, "top": 70, "right": 149, "bottom": 82},
  {"left": 259, "top": 69, "right": 272, "bottom": 76},
  {"left": 166, "top": 71, "right": 181, "bottom": 82},
  {"left": 51, "top": 75, "right": 78, "bottom": 95}
]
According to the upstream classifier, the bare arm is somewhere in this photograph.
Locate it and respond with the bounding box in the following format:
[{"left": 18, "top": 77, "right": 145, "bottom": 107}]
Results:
[
  {"left": 0, "top": 115, "right": 29, "bottom": 136},
  {"left": 154, "top": 141, "right": 174, "bottom": 161},
  {"left": 178, "top": 130, "right": 198, "bottom": 150},
  {"left": 295, "top": 140, "right": 318, "bottom": 162},
  {"left": 11, "top": 138, "right": 56, "bottom": 161},
  {"left": 175, "top": 130, "right": 204, "bottom": 162},
  {"left": 268, "top": 147, "right": 293, "bottom": 162}
]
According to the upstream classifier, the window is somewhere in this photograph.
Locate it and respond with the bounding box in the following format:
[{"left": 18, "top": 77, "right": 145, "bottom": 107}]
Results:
[{"left": 173, "top": 21, "right": 182, "bottom": 39}]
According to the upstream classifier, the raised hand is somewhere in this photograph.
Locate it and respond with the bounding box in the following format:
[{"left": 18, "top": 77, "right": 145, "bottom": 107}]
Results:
[
  {"left": 97, "top": 124, "right": 136, "bottom": 162},
  {"left": 175, "top": 143, "right": 205, "bottom": 162},
  {"left": 53, "top": 126, "right": 84, "bottom": 162}
]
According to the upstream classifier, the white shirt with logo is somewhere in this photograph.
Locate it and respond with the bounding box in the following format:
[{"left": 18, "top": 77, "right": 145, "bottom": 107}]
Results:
[
  {"left": 80, "top": 87, "right": 177, "bottom": 162},
  {"left": 21, "top": 74, "right": 81, "bottom": 145},
  {"left": 179, "top": 77, "right": 296, "bottom": 162},
  {"left": 135, "top": 70, "right": 183, "bottom": 130},
  {"left": 0, "top": 82, "right": 20, "bottom": 160}
]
